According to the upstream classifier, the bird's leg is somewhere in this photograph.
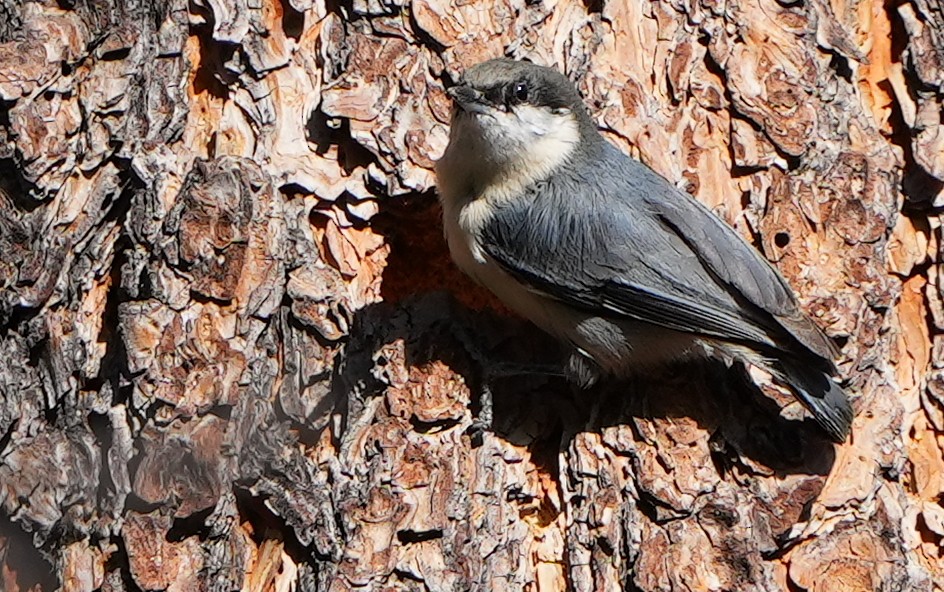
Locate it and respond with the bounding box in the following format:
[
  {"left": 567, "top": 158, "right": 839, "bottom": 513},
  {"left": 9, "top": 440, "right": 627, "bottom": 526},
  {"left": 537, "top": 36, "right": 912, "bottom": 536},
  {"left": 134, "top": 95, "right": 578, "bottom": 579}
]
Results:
[
  {"left": 466, "top": 361, "right": 568, "bottom": 445},
  {"left": 468, "top": 382, "right": 493, "bottom": 445},
  {"left": 450, "top": 321, "right": 566, "bottom": 444}
]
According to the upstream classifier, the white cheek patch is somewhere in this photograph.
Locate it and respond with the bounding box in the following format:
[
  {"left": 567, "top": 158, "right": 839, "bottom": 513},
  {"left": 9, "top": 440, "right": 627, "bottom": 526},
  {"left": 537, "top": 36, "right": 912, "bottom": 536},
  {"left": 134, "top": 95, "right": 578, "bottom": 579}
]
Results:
[
  {"left": 510, "top": 105, "right": 580, "bottom": 174},
  {"left": 512, "top": 104, "right": 569, "bottom": 138},
  {"left": 479, "top": 105, "right": 579, "bottom": 164},
  {"left": 478, "top": 105, "right": 570, "bottom": 147}
]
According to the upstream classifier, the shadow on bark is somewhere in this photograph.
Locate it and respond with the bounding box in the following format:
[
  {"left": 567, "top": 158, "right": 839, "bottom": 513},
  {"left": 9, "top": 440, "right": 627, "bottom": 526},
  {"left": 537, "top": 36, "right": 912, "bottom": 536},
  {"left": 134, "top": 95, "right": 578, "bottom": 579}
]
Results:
[
  {"left": 0, "top": 515, "right": 57, "bottom": 591},
  {"left": 337, "top": 291, "right": 837, "bottom": 481}
]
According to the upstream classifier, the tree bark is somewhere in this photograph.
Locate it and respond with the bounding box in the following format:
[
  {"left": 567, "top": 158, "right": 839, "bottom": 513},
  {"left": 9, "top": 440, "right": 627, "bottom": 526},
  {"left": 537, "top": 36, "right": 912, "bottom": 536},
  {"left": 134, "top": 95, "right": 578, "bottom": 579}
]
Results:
[{"left": 0, "top": 0, "right": 942, "bottom": 590}]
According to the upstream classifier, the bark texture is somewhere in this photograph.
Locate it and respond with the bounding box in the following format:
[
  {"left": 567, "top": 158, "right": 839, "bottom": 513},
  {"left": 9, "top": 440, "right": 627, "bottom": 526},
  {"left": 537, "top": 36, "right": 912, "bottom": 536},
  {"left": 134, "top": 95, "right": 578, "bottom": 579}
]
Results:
[{"left": 0, "top": 0, "right": 942, "bottom": 590}]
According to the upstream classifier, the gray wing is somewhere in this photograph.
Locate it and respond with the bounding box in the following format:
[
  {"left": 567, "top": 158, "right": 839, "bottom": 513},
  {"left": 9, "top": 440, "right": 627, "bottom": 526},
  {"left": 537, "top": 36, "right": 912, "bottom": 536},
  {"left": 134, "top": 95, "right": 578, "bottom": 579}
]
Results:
[
  {"left": 640, "top": 166, "right": 839, "bottom": 364},
  {"left": 480, "top": 149, "right": 837, "bottom": 370}
]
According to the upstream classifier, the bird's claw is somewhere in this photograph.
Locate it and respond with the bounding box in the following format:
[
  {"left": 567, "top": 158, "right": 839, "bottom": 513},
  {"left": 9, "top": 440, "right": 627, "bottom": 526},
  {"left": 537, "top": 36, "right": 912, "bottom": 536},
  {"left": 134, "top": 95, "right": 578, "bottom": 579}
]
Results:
[{"left": 466, "top": 382, "right": 494, "bottom": 447}]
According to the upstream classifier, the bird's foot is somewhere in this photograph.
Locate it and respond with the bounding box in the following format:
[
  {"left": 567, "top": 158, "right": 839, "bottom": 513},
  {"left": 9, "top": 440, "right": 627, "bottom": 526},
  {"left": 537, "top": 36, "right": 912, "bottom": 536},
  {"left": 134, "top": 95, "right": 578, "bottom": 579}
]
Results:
[
  {"left": 465, "top": 361, "right": 566, "bottom": 446},
  {"left": 466, "top": 382, "right": 494, "bottom": 447}
]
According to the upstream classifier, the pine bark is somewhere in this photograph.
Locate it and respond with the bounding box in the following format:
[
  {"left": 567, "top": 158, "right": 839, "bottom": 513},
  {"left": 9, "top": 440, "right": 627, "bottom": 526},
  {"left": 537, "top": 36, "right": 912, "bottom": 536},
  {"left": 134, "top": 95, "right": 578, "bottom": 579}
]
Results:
[{"left": 0, "top": 0, "right": 942, "bottom": 590}]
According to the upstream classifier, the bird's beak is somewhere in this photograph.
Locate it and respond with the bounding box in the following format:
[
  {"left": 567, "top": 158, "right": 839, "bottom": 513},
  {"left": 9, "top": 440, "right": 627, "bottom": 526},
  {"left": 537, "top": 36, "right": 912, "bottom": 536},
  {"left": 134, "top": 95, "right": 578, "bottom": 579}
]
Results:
[{"left": 446, "top": 84, "right": 489, "bottom": 114}]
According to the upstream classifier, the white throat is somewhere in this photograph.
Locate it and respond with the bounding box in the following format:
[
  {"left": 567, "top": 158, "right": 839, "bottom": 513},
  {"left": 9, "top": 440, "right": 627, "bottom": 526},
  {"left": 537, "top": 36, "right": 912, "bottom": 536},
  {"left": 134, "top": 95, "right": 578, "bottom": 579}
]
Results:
[{"left": 435, "top": 105, "right": 581, "bottom": 209}]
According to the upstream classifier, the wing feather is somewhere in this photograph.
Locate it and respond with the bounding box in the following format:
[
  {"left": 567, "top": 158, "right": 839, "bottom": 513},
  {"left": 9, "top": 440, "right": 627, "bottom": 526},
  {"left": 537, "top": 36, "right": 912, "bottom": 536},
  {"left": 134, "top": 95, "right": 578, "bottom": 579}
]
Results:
[{"left": 479, "top": 146, "right": 837, "bottom": 370}]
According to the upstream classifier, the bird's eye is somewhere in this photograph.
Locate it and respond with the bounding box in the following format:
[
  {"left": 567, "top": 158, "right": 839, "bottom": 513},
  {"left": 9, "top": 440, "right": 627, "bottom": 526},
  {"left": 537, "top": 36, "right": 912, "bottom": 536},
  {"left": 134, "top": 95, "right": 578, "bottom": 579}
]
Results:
[{"left": 512, "top": 81, "right": 529, "bottom": 103}]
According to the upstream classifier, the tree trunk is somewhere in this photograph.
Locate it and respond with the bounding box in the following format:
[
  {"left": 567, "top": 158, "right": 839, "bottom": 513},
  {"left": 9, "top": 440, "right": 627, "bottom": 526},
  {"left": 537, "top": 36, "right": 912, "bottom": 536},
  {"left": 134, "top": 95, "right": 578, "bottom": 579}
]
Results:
[{"left": 0, "top": 0, "right": 942, "bottom": 590}]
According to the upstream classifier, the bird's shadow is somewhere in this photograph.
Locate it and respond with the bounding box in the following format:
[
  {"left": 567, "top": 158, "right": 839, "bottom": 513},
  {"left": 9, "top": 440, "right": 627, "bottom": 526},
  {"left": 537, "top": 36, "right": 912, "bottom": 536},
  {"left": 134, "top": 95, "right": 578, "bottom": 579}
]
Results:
[{"left": 334, "top": 291, "right": 836, "bottom": 480}]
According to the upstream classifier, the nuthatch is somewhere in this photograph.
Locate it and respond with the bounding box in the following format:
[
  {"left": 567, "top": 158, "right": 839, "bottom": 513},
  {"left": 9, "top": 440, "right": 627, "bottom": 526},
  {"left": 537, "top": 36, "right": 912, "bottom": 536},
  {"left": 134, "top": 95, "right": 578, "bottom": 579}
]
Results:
[{"left": 435, "top": 58, "right": 852, "bottom": 442}]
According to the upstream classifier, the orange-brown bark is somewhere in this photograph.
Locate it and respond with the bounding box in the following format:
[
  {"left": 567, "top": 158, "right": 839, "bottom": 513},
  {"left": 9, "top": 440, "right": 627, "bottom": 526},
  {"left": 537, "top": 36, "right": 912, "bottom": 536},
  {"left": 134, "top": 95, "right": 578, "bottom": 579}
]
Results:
[{"left": 0, "top": 0, "right": 942, "bottom": 590}]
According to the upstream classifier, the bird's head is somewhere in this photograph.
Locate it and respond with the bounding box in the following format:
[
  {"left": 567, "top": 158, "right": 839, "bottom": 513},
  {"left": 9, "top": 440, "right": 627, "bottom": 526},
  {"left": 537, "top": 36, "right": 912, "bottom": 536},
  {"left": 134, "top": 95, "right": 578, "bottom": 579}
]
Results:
[{"left": 438, "top": 59, "right": 599, "bottom": 198}]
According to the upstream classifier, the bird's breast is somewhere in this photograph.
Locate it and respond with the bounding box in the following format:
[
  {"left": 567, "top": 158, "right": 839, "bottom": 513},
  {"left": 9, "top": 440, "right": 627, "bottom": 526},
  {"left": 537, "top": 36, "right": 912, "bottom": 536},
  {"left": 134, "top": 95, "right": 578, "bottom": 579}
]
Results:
[{"left": 441, "top": 196, "right": 484, "bottom": 273}]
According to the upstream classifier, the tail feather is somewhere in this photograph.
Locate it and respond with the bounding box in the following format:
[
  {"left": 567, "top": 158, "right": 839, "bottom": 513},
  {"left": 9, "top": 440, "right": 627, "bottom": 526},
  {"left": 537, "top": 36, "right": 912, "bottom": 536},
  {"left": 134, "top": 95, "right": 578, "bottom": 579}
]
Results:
[{"left": 775, "top": 360, "right": 853, "bottom": 443}]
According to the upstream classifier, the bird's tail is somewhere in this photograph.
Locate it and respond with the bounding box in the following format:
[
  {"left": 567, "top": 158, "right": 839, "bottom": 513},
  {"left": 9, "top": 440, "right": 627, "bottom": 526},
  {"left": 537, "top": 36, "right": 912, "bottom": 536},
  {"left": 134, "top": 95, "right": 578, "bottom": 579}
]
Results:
[{"left": 774, "top": 360, "right": 853, "bottom": 443}]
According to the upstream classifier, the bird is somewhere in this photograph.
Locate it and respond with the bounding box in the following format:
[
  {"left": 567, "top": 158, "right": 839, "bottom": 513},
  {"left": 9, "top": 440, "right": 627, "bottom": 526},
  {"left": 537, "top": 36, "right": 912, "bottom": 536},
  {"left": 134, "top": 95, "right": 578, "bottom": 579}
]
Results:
[{"left": 434, "top": 57, "right": 853, "bottom": 442}]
